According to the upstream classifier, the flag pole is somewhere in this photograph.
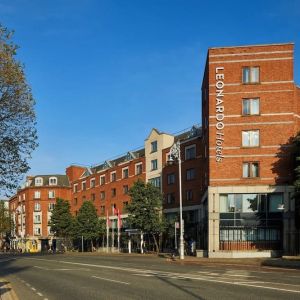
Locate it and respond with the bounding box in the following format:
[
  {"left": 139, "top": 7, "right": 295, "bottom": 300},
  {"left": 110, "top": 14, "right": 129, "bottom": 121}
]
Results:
[{"left": 106, "top": 210, "right": 109, "bottom": 253}]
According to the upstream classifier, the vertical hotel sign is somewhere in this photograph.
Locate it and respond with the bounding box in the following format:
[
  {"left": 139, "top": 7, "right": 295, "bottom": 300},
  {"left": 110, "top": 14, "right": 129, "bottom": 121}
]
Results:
[{"left": 215, "top": 67, "right": 224, "bottom": 162}]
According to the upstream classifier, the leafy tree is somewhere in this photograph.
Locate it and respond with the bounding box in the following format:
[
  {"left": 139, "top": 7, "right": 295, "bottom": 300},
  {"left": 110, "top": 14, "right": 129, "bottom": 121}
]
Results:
[
  {"left": 293, "top": 132, "right": 300, "bottom": 229},
  {"left": 127, "top": 179, "right": 165, "bottom": 253},
  {"left": 0, "top": 201, "right": 12, "bottom": 249},
  {"left": 49, "top": 198, "right": 73, "bottom": 239},
  {"left": 74, "top": 201, "right": 102, "bottom": 251},
  {"left": 0, "top": 24, "right": 38, "bottom": 196}
]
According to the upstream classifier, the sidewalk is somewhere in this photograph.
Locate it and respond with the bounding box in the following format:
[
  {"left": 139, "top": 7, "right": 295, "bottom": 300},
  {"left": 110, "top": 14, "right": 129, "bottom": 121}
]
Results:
[{"left": 0, "top": 279, "right": 18, "bottom": 300}]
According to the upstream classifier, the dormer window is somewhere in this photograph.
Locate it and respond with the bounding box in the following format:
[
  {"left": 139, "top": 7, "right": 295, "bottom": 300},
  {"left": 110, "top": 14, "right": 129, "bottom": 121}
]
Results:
[
  {"left": 35, "top": 177, "right": 43, "bottom": 186},
  {"left": 49, "top": 177, "right": 57, "bottom": 186}
]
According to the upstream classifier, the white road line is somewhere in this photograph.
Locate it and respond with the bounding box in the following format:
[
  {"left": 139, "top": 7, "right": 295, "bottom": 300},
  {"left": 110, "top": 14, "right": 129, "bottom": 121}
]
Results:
[
  {"left": 25, "top": 283, "right": 30, "bottom": 287},
  {"left": 34, "top": 266, "right": 49, "bottom": 270},
  {"left": 37, "top": 292, "right": 43, "bottom": 297},
  {"left": 91, "top": 275, "right": 130, "bottom": 285},
  {"left": 31, "top": 287, "right": 36, "bottom": 291}
]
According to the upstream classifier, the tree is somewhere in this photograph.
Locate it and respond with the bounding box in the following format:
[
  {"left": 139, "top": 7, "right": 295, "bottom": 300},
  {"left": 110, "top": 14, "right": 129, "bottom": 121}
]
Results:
[
  {"left": 49, "top": 199, "right": 73, "bottom": 239},
  {"left": 0, "top": 24, "right": 38, "bottom": 196},
  {"left": 0, "top": 201, "right": 12, "bottom": 250},
  {"left": 292, "top": 132, "right": 300, "bottom": 229},
  {"left": 74, "top": 201, "right": 101, "bottom": 251},
  {"left": 126, "top": 179, "right": 165, "bottom": 253}
]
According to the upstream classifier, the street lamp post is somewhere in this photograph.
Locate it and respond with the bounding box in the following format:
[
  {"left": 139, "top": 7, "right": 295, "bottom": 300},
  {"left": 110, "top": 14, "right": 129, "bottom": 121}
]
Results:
[{"left": 169, "top": 141, "right": 184, "bottom": 260}]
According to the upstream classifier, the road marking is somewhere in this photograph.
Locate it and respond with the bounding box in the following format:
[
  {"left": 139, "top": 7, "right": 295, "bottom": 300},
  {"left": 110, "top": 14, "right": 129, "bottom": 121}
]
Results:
[
  {"left": 24, "top": 257, "right": 300, "bottom": 294},
  {"left": 197, "top": 271, "right": 256, "bottom": 278},
  {"left": 91, "top": 275, "right": 130, "bottom": 285},
  {"left": 34, "top": 266, "right": 49, "bottom": 270},
  {"left": 37, "top": 292, "right": 43, "bottom": 296},
  {"left": 31, "top": 287, "right": 36, "bottom": 291}
]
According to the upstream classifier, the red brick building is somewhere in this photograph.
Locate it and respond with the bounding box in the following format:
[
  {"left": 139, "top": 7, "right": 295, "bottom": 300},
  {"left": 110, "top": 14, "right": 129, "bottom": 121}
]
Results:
[
  {"left": 201, "top": 43, "right": 300, "bottom": 257},
  {"left": 9, "top": 175, "right": 71, "bottom": 252}
]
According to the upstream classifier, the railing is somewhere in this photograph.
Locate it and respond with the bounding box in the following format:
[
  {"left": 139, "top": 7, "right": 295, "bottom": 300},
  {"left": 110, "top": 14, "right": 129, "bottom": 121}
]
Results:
[
  {"left": 219, "top": 226, "right": 282, "bottom": 251},
  {"left": 286, "top": 231, "right": 300, "bottom": 255}
]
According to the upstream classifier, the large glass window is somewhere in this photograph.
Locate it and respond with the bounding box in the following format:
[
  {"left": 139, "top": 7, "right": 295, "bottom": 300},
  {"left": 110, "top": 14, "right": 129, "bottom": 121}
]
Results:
[
  {"left": 269, "top": 194, "right": 283, "bottom": 212},
  {"left": 149, "top": 177, "right": 161, "bottom": 188},
  {"left": 242, "top": 98, "right": 260, "bottom": 115},
  {"left": 242, "top": 130, "right": 259, "bottom": 147}
]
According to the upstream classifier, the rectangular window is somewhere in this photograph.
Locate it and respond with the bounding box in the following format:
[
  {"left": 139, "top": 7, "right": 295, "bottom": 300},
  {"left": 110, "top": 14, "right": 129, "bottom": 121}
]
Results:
[
  {"left": 243, "top": 162, "right": 259, "bottom": 178},
  {"left": 123, "top": 201, "right": 128, "bottom": 212},
  {"left": 167, "top": 173, "right": 175, "bottom": 185},
  {"left": 185, "top": 145, "right": 196, "bottom": 160},
  {"left": 82, "top": 181, "right": 86, "bottom": 191},
  {"left": 186, "top": 168, "right": 196, "bottom": 181},
  {"left": 135, "top": 163, "right": 143, "bottom": 175},
  {"left": 48, "top": 203, "right": 55, "bottom": 211},
  {"left": 269, "top": 194, "right": 283, "bottom": 212},
  {"left": 34, "top": 191, "right": 41, "bottom": 199},
  {"left": 111, "top": 188, "right": 116, "bottom": 197},
  {"left": 34, "top": 203, "right": 41, "bottom": 211},
  {"left": 48, "top": 190, "right": 55, "bottom": 199},
  {"left": 186, "top": 190, "right": 193, "bottom": 201},
  {"left": 149, "top": 177, "right": 161, "bottom": 188},
  {"left": 242, "top": 98, "right": 260, "bottom": 115},
  {"left": 91, "top": 193, "right": 96, "bottom": 201},
  {"left": 74, "top": 198, "right": 78, "bottom": 205},
  {"left": 166, "top": 193, "right": 175, "bottom": 204},
  {"left": 34, "top": 227, "right": 41, "bottom": 235},
  {"left": 100, "top": 175, "right": 106, "bottom": 185},
  {"left": 122, "top": 168, "right": 129, "bottom": 179},
  {"left": 151, "top": 141, "right": 158, "bottom": 153},
  {"left": 242, "top": 67, "right": 260, "bottom": 84},
  {"left": 242, "top": 130, "right": 259, "bottom": 147},
  {"left": 34, "top": 214, "right": 41, "bottom": 224},
  {"left": 82, "top": 196, "right": 86, "bottom": 202},
  {"left": 73, "top": 184, "right": 78, "bottom": 193},
  {"left": 123, "top": 185, "right": 129, "bottom": 194},
  {"left": 151, "top": 159, "right": 158, "bottom": 171},
  {"left": 111, "top": 172, "right": 116, "bottom": 182},
  {"left": 100, "top": 206, "right": 105, "bottom": 215},
  {"left": 90, "top": 178, "right": 95, "bottom": 188},
  {"left": 100, "top": 191, "right": 105, "bottom": 200}
]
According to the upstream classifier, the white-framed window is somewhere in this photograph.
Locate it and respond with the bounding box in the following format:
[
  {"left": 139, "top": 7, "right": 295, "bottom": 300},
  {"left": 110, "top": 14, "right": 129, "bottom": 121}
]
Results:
[
  {"left": 82, "top": 181, "right": 86, "bottom": 191},
  {"left": 167, "top": 173, "right": 175, "bottom": 185},
  {"left": 242, "top": 66, "right": 260, "bottom": 84},
  {"left": 135, "top": 163, "right": 143, "bottom": 175},
  {"left": 122, "top": 167, "right": 129, "bottom": 179},
  {"left": 90, "top": 178, "right": 95, "bottom": 188},
  {"left": 100, "top": 191, "right": 105, "bottom": 200},
  {"left": 73, "top": 183, "right": 78, "bottom": 193},
  {"left": 242, "top": 130, "right": 259, "bottom": 147},
  {"left": 34, "top": 191, "right": 41, "bottom": 199},
  {"left": 48, "top": 190, "right": 55, "bottom": 199},
  {"left": 34, "top": 202, "right": 41, "bottom": 211},
  {"left": 34, "top": 227, "right": 41, "bottom": 235},
  {"left": 242, "top": 98, "right": 260, "bottom": 115},
  {"left": 48, "top": 203, "right": 55, "bottom": 211},
  {"left": 151, "top": 159, "right": 158, "bottom": 171},
  {"left": 49, "top": 177, "right": 57, "bottom": 185},
  {"left": 100, "top": 175, "right": 106, "bottom": 185},
  {"left": 151, "top": 141, "right": 158, "bottom": 153},
  {"left": 22, "top": 194, "right": 26, "bottom": 200},
  {"left": 185, "top": 144, "right": 196, "bottom": 160},
  {"left": 111, "top": 172, "right": 116, "bottom": 182},
  {"left": 48, "top": 227, "right": 54, "bottom": 235},
  {"left": 243, "top": 162, "right": 259, "bottom": 178},
  {"left": 35, "top": 177, "right": 43, "bottom": 186},
  {"left": 34, "top": 214, "right": 41, "bottom": 224},
  {"left": 149, "top": 177, "right": 161, "bottom": 188}
]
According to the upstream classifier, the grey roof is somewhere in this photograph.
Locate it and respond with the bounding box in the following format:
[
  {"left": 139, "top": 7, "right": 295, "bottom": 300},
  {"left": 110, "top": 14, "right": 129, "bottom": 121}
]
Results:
[
  {"left": 29, "top": 175, "right": 70, "bottom": 187},
  {"left": 174, "top": 125, "right": 202, "bottom": 142}
]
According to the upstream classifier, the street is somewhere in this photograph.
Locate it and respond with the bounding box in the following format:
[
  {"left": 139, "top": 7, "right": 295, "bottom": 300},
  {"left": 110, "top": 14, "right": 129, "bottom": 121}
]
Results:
[{"left": 0, "top": 253, "right": 300, "bottom": 299}]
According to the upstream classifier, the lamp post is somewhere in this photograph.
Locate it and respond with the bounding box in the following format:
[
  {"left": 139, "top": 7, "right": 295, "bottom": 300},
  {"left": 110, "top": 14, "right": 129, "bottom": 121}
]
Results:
[{"left": 169, "top": 141, "right": 184, "bottom": 260}]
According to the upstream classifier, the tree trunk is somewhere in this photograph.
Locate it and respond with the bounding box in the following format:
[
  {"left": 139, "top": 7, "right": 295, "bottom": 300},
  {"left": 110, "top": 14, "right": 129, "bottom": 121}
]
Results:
[{"left": 152, "top": 233, "right": 159, "bottom": 254}]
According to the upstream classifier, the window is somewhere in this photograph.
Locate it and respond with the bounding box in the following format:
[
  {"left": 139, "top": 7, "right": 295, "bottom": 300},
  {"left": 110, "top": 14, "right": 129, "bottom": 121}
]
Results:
[
  {"left": 151, "top": 159, "right": 158, "bottom": 171},
  {"left": 49, "top": 177, "right": 57, "bottom": 185},
  {"left": 166, "top": 193, "right": 175, "bottom": 204},
  {"left": 186, "top": 190, "right": 193, "bottom": 201},
  {"left": 167, "top": 173, "right": 175, "bottom": 185},
  {"left": 242, "top": 67, "right": 259, "bottom": 84},
  {"left": 90, "top": 178, "right": 95, "bottom": 188},
  {"left": 34, "top": 191, "right": 41, "bottom": 199},
  {"left": 91, "top": 193, "right": 96, "bottom": 201},
  {"left": 123, "top": 185, "right": 129, "bottom": 194},
  {"left": 135, "top": 163, "right": 143, "bottom": 175},
  {"left": 48, "top": 190, "right": 55, "bottom": 199},
  {"left": 186, "top": 168, "right": 196, "bottom": 181},
  {"left": 73, "top": 184, "right": 78, "bottom": 193},
  {"left": 151, "top": 141, "right": 158, "bottom": 153},
  {"left": 269, "top": 194, "right": 283, "bottom": 212},
  {"left": 100, "top": 206, "right": 105, "bottom": 215},
  {"left": 122, "top": 168, "right": 129, "bottom": 179},
  {"left": 242, "top": 130, "right": 259, "bottom": 147},
  {"left": 185, "top": 145, "right": 196, "bottom": 160},
  {"left": 243, "top": 162, "right": 259, "bottom": 178},
  {"left": 242, "top": 98, "right": 260, "bottom": 115},
  {"left": 82, "top": 196, "right": 86, "bottom": 202},
  {"left": 111, "top": 172, "right": 116, "bottom": 182},
  {"left": 111, "top": 188, "right": 116, "bottom": 197},
  {"left": 100, "top": 191, "right": 105, "bottom": 200},
  {"left": 35, "top": 177, "right": 43, "bottom": 186},
  {"left": 34, "top": 214, "right": 41, "bottom": 224},
  {"left": 123, "top": 201, "right": 128, "bottom": 212},
  {"left": 149, "top": 177, "right": 161, "bottom": 188},
  {"left": 48, "top": 203, "right": 55, "bottom": 211},
  {"left": 100, "top": 175, "right": 106, "bottom": 185},
  {"left": 74, "top": 198, "right": 78, "bottom": 205},
  {"left": 34, "top": 202, "right": 41, "bottom": 211},
  {"left": 23, "top": 193, "right": 26, "bottom": 200},
  {"left": 34, "top": 227, "right": 41, "bottom": 235},
  {"left": 82, "top": 181, "right": 86, "bottom": 191}
]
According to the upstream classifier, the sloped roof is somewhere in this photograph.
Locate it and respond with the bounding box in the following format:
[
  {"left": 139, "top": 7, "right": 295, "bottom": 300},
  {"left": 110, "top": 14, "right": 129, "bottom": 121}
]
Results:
[{"left": 29, "top": 175, "right": 70, "bottom": 187}]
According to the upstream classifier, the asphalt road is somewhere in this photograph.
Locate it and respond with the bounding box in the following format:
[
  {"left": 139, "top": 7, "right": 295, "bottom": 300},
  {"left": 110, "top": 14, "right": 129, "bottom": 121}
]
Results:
[{"left": 1, "top": 253, "right": 300, "bottom": 300}]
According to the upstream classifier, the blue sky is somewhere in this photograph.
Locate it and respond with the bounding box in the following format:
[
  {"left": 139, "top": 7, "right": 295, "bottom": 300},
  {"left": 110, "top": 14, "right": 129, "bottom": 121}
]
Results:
[{"left": 1, "top": 0, "right": 299, "bottom": 176}]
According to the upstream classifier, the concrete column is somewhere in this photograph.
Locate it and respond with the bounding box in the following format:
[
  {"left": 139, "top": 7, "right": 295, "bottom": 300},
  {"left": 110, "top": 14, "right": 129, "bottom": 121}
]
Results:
[{"left": 208, "top": 189, "right": 220, "bottom": 256}]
